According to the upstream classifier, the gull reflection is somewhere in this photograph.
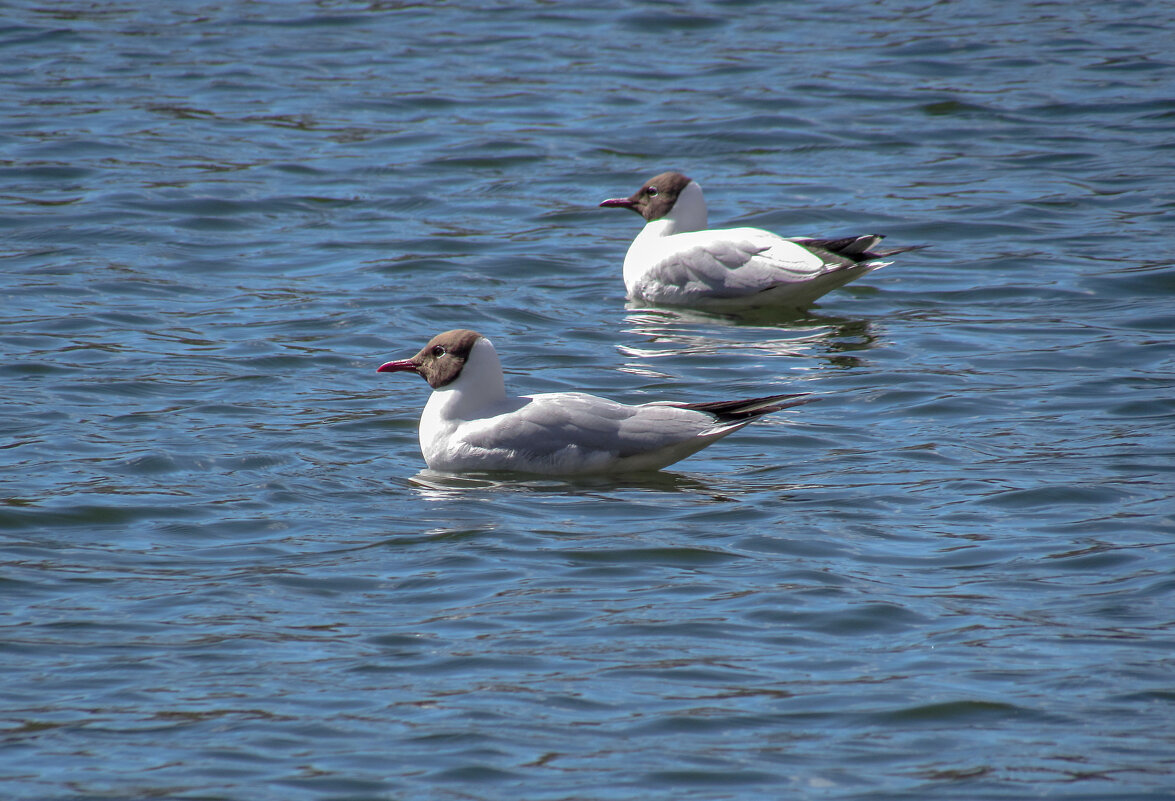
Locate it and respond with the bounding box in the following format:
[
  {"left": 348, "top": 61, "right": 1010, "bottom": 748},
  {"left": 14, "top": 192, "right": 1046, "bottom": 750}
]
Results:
[
  {"left": 408, "top": 467, "right": 718, "bottom": 499},
  {"left": 618, "top": 305, "right": 878, "bottom": 375}
]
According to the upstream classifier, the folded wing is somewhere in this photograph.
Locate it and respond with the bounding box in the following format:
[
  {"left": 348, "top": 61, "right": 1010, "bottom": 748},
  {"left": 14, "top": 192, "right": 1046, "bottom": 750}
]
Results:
[
  {"left": 454, "top": 391, "right": 814, "bottom": 473},
  {"left": 462, "top": 393, "right": 714, "bottom": 460},
  {"left": 631, "top": 227, "right": 868, "bottom": 303}
]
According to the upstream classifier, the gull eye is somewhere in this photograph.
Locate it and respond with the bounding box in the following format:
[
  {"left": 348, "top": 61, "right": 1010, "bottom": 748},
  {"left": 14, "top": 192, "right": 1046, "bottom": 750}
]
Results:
[
  {"left": 431, "top": 345, "right": 446, "bottom": 357},
  {"left": 646, "top": 185, "right": 659, "bottom": 197}
]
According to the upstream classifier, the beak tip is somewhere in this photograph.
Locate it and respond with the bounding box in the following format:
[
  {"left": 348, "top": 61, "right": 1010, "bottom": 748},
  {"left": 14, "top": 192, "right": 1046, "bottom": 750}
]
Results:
[{"left": 377, "top": 359, "right": 417, "bottom": 374}]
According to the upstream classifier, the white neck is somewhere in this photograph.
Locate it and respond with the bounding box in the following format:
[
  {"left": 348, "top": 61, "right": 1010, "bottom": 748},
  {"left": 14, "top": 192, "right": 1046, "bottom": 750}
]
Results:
[
  {"left": 660, "top": 180, "right": 707, "bottom": 234},
  {"left": 423, "top": 337, "right": 507, "bottom": 422}
]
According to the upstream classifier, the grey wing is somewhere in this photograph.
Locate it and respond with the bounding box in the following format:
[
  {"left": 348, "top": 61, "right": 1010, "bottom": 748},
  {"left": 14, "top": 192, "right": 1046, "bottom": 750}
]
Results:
[
  {"left": 464, "top": 393, "right": 712, "bottom": 459},
  {"left": 638, "top": 229, "right": 842, "bottom": 300}
]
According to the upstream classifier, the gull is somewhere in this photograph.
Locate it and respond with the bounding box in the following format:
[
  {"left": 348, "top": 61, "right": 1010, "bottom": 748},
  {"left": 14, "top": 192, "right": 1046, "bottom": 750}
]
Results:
[
  {"left": 600, "top": 171, "right": 919, "bottom": 311},
  {"left": 377, "top": 329, "right": 813, "bottom": 475}
]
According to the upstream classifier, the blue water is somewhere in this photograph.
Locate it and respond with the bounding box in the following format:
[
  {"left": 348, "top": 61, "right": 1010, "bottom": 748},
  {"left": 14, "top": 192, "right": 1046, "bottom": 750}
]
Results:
[{"left": 3, "top": 2, "right": 1174, "bottom": 799}]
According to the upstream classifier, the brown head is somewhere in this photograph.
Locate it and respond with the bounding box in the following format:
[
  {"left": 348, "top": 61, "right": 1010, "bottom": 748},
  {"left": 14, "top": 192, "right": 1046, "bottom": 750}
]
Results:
[
  {"left": 376, "top": 329, "right": 484, "bottom": 389},
  {"left": 599, "top": 171, "right": 692, "bottom": 222}
]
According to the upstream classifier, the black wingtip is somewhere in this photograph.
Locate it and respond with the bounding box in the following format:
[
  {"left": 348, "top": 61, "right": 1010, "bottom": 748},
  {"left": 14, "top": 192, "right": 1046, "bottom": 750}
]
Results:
[
  {"left": 792, "top": 234, "right": 928, "bottom": 262},
  {"left": 678, "top": 392, "right": 818, "bottom": 421}
]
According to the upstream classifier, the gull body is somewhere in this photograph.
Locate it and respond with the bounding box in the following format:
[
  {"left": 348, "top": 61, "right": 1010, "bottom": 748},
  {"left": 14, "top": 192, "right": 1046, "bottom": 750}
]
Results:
[
  {"left": 377, "top": 329, "right": 812, "bottom": 476},
  {"left": 600, "top": 171, "right": 919, "bottom": 311}
]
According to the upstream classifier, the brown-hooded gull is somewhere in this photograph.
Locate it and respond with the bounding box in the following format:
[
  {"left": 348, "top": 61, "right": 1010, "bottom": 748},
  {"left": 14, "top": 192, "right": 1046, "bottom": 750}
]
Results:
[
  {"left": 600, "top": 171, "right": 920, "bottom": 311},
  {"left": 377, "top": 329, "right": 814, "bottom": 475}
]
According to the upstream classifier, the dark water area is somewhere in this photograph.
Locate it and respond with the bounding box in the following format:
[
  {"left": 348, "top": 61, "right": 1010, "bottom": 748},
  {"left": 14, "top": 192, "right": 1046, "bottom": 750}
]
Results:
[{"left": 2, "top": 1, "right": 1174, "bottom": 799}]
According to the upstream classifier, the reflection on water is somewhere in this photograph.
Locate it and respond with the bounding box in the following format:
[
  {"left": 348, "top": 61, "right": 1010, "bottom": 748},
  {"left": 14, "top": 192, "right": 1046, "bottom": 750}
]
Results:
[
  {"left": 409, "top": 467, "right": 719, "bottom": 499},
  {"left": 619, "top": 306, "right": 877, "bottom": 376}
]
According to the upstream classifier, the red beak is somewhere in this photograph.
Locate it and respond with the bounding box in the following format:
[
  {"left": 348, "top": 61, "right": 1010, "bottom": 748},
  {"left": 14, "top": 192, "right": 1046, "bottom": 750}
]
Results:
[
  {"left": 376, "top": 358, "right": 418, "bottom": 373},
  {"left": 599, "top": 197, "right": 636, "bottom": 209}
]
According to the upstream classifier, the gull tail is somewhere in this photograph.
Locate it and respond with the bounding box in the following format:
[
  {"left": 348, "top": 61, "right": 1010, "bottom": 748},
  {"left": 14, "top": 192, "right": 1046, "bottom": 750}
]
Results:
[
  {"left": 675, "top": 392, "right": 818, "bottom": 423},
  {"left": 791, "top": 234, "right": 927, "bottom": 263}
]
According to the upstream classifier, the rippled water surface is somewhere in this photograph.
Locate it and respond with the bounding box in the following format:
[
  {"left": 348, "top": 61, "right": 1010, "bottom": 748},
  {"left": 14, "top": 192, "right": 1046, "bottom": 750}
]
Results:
[{"left": 3, "top": 1, "right": 1174, "bottom": 799}]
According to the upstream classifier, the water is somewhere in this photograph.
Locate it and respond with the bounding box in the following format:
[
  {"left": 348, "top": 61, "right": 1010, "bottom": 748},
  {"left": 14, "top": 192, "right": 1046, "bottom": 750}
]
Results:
[{"left": 2, "top": 1, "right": 1174, "bottom": 799}]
